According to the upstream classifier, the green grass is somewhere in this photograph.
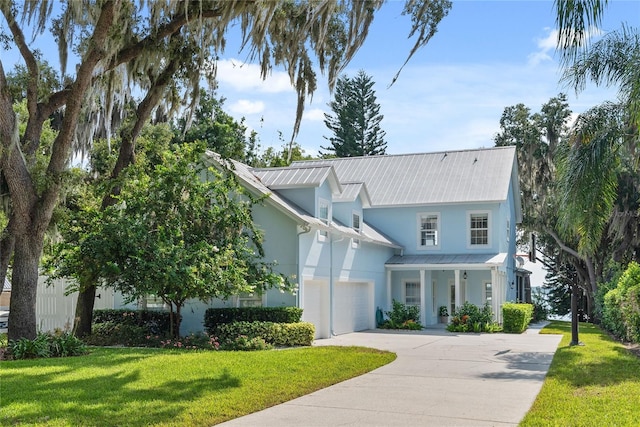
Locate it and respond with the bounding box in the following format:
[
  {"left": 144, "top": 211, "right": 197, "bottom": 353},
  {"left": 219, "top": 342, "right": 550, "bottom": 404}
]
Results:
[
  {"left": 0, "top": 346, "right": 395, "bottom": 426},
  {"left": 521, "top": 321, "right": 640, "bottom": 426}
]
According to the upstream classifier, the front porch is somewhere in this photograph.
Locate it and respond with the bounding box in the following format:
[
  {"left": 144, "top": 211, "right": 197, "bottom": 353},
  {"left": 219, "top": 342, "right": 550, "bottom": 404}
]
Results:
[{"left": 385, "top": 254, "right": 509, "bottom": 326}]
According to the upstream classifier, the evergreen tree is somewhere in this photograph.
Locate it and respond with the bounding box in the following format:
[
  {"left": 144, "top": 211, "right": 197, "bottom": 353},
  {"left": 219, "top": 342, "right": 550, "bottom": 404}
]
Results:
[{"left": 322, "top": 70, "right": 387, "bottom": 157}]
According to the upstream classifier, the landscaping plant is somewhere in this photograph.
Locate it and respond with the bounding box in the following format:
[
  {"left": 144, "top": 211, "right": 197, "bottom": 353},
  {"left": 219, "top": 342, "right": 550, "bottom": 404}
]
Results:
[
  {"left": 446, "top": 302, "right": 497, "bottom": 333},
  {"left": 379, "top": 300, "right": 422, "bottom": 330}
]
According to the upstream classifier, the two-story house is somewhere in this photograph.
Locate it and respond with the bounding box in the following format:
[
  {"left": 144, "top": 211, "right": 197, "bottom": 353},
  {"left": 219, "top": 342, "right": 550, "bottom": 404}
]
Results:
[{"left": 170, "top": 145, "right": 522, "bottom": 338}]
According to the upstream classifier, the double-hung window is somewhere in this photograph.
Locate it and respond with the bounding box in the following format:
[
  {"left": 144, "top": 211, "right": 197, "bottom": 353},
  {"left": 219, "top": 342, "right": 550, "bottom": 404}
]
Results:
[
  {"left": 418, "top": 213, "right": 439, "bottom": 249},
  {"left": 405, "top": 281, "right": 421, "bottom": 307},
  {"left": 318, "top": 199, "right": 330, "bottom": 224},
  {"left": 469, "top": 212, "right": 490, "bottom": 247},
  {"left": 318, "top": 199, "right": 330, "bottom": 240},
  {"left": 352, "top": 212, "right": 361, "bottom": 232}
]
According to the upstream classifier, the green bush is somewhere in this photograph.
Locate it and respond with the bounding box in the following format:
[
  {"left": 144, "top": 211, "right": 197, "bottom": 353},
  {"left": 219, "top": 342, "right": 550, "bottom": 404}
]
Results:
[
  {"left": 212, "top": 321, "right": 315, "bottom": 347},
  {"left": 446, "top": 302, "right": 497, "bottom": 333},
  {"left": 93, "top": 309, "right": 177, "bottom": 336},
  {"left": 599, "top": 262, "right": 640, "bottom": 343},
  {"left": 502, "top": 303, "right": 533, "bottom": 333},
  {"left": 85, "top": 321, "right": 152, "bottom": 347},
  {"left": 204, "top": 307, "right": 302, "bottom": 333},
  {"left": 8, "top": 332, "right": 87, "bottom": 360},
  {"left": 379, "top": 300, "right": 422, "bottom": 330},
  {"left": 222, "top": 335, "right": 273, "bottom": 351}
]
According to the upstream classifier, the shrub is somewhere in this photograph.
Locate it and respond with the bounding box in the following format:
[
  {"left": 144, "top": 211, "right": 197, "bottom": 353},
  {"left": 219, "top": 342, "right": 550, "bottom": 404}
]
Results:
[
  {"left": 222, "top": 335, "right": 273, "bottom": 351},
  {"left": 502, "top": 303, "right": 533, "bottom": 333},
  {"left": 212, "top": 321, "right": 315, "bottom": 347},
  {"left": 379, "top": 300, "right": 422, "bottom": 330},
  {"left": 204, "top": 307, "right": 302, "bottom": 333},
  {"left": 599, "top": 262, "right": 640, "bottom": 343},
  {"left": 93, "top": 309, "right": 177, "bottom": 336},
  {"left": 85, "top": 321, "right": 151, "bottom": 347},
  {"left": 446, "top": 302, "right": 497, "bottom": 333},
  {"left": 155, "top": 333, "right": 221, "bottom": 350},
  {"left": 8, "top": 332, "right": 87, "bottom": 360}
]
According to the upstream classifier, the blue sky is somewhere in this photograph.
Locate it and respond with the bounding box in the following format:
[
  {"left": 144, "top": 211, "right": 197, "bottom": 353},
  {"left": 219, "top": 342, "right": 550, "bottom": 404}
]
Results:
[
  {"left": 2, "top": 1, "right": 638, "bottom": 158},
  {"left": 214, "top": 0, "right": 640, "bottom": 156}
]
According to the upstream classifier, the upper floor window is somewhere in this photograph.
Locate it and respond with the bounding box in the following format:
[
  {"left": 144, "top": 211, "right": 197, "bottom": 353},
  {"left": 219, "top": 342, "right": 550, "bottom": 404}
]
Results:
[
  {"left": 469, "top": 212, "right": 490, "bottom": 246},
  {"left": 318, "top": 198, "right": 330, "bottom": 224},
  {"left": 352, "top": 212, "right": 361, "bottom": 232},
  {"left": 418, "top": 213, "right": 439, "bottom": 248}
]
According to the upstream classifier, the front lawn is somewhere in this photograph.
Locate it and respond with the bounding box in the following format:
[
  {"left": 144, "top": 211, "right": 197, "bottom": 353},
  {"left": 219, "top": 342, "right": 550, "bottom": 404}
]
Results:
[
  {"left": 521, "top": 321, "right": 640, "bottom": 426},
  {"left": 0, "top": 346, "right": 395, "bottom": 426}
]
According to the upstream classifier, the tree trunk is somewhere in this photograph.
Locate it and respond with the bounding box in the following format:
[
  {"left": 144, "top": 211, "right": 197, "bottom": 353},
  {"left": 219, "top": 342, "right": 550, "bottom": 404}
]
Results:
[
  {"left": 8, "top": 233, "right": 43, "bottom": 341},
  {"left": 570, "top": 283, "right": 581, "bottom": 346},
  {"left": 73, "top": 284, "right": 97, "bottom": 338}
]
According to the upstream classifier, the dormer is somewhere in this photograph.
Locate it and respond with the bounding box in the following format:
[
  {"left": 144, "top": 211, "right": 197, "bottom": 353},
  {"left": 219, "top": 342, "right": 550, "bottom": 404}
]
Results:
[
  {"left": 332, "top": 182, "right": 371, "bottom": 232},
  {"left": 252, "top": 165, "right": 342, "bottom": 221}
]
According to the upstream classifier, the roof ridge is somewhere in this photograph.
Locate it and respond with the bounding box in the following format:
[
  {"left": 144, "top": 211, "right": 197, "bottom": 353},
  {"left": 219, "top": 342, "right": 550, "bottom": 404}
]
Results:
[{"left": 292, "top": 146, "right": 514, "bottom": 163}]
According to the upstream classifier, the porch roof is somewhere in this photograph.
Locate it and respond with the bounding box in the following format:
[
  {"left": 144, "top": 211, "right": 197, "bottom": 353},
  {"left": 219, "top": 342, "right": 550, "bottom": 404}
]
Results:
[{"left": 385, "top": 253, "right": 507, "bottom": 269}]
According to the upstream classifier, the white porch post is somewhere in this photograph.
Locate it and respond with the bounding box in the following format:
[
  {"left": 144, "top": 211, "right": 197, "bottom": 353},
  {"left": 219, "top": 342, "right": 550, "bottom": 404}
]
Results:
[
  {"left": 419, "top": 269, "right": 426, "bottom": 326},
  {"left": 454, "top": 269, "right": 461, "bottom": 310},
  {"left": 491, "top": 268, "right": 500, "bottom": 324},
  {"left": 386, "top": 269, "right": 392, "bottom": 312}
]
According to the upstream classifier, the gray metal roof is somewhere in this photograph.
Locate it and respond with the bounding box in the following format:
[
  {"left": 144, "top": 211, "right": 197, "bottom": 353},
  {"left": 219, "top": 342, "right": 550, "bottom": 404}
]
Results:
[
  {"left": 386, "top": 253, "right": 507, "bottom": 267},
  {"left": 253, "top": 165, "right": 341, "bottom": 194},
  {"left": 205, "top": 152, "right": 400, "bottom": 249},
  {"left": 333, "top": 182, "right": 371, "bottom": 207},
  {"left": 291, "top": 146, "right": 517, "bottom": 207}
]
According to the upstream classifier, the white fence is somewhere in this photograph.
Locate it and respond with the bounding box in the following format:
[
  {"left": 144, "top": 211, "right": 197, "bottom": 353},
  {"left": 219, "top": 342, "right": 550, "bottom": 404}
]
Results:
[{"left": 36, "top": 276, "right": 115, "bottom": 332}]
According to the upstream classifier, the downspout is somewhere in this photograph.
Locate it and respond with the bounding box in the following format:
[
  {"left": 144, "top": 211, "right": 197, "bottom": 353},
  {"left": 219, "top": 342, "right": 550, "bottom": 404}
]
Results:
[
  {"left": 296, "top": 224, "right": 312, "bottom": 310},
  {"left": 330, "top": 231, "right": 345, "bottom": 337}
]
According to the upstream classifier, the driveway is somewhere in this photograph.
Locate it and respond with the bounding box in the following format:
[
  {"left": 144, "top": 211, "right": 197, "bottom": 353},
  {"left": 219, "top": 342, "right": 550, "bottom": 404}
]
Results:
[{"left": 220, "top": 325, "right": 562, "bottom": 426}]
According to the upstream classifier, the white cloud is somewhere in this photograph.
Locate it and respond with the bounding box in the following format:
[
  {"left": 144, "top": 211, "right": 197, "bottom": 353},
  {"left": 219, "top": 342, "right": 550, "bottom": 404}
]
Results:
[
  {"left": 216, "top": 59, "right": 293, "bottom": 93},
  {"left": 229, "top": 99, "right": 265, "bottom": 115},
  {"left": 528, "top": 28, "right": 557, "bottom": 66},
  {"left": 303, "top": 108, "right": 326, "bottom": 121}
]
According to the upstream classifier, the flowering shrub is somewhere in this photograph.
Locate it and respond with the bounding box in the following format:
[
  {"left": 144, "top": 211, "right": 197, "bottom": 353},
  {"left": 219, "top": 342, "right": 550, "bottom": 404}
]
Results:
[
  {"left": 379, "top": 300, "right": 423, "bottom": 330},
  {"left": 155, "top": 333, "right": 221, "bottom": 350},
  {"left": 446, "top": 302, "right": 498, "bottom": 333}
]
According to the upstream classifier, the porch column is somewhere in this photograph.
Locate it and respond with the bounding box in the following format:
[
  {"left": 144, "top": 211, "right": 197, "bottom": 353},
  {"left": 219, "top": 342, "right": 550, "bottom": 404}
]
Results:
[
  {"left": 454, "top": 269, "right": 461, "bottom": 310},
  {"left": 491, "top": 268, "right": 500, "bottom": 324},
  {"left": 386, "top": 269, "right": 392, "bottom": 312},
  {"left": 419, "top": 269, "right": 426, "bottom": 326}
]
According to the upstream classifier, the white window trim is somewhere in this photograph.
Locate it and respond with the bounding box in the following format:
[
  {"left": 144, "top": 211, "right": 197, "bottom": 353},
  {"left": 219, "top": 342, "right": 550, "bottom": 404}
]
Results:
[
  {"left": 352, "top": 210, "right": 361, "bottom": 233},
  {"left": 403, "top": 279, "right": 421, "bottom": 307},
  {"left": 318, "top": 198, "right": 331, "bottom": 224},
  {"left": 351, "top": 237, "right": 360, "bottom": 249},
  {"left": 417, "top": 212, "right": 441, "bottom": 250},
  {"left": 467, "top": 210, "right": 491, "bottom": 249},
  {"left": 483, "top": 280, "right": 493, "bottom": 305}
]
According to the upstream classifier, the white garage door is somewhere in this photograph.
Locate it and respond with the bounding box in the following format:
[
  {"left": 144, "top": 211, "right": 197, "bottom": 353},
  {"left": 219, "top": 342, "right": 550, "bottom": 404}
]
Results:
[
  {"left": 302, "top": 280, "right": 330, "bottom": 339},
  {"left": 334, "top": 281, "right": 372, "bottom": 335}
]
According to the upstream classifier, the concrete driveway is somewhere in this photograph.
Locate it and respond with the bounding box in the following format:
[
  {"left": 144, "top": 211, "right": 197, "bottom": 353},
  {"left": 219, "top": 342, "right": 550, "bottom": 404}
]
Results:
[{"left": 220, "top": 325, "right": 562, "bottom": 426}]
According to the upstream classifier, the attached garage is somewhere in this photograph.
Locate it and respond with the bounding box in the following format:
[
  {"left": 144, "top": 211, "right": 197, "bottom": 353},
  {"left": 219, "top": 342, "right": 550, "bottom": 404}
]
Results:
[
  {"left": 333, "top": 281, "right": 373, "bottom": 335},
  {"left": 302, "top": 279, "right": 330, "bottom": 339}
]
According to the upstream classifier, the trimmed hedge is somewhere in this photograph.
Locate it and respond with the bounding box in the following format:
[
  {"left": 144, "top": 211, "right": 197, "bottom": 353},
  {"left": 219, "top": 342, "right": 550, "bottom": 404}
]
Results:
[
  {"left": 93, "top": 309, "right": 178, "bottom": 336},
  {"left": 204, "top": 307, "right": 302, "bottom": 333},
  {"left": 212, "top": 321, "right": 315, "bottom": 347},
  {"left": 502, "top": 303, "right": 533, "bottom": 333}
]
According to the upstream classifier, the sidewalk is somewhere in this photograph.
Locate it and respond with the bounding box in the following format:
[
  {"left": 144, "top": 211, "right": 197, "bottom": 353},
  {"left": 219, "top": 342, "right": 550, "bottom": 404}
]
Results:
[{"left": 220, "top": 326, "right": 561, "bottom": 426}]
